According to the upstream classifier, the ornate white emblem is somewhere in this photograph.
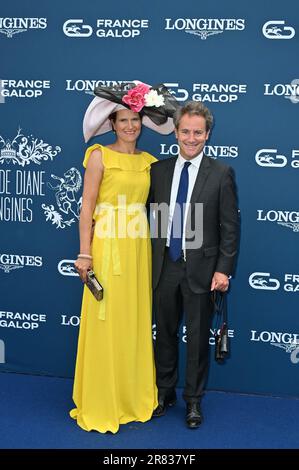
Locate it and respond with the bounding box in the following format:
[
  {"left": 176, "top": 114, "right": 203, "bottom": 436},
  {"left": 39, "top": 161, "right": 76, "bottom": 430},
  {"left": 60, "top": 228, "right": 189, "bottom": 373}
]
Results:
[
  {"left": 42, "top": 168, "right": 82, "bottom": 229},
  {"left": 0, "top": 28, "right": 26, "bottom": 38},
  {"left": 0, "top": 128, "right": 61, "bottom": 166},
  {"left": 185, "top": 30, "right": 222, "bottom": 40},
  {"left": 0, "top": 264, "right": 23, "bottom": 273},
  {"left": 271, "top": 342, "right": 299, "bottom": 354},
  {"left": 277, "top": 222, "right": 299, "bottom": 232}
]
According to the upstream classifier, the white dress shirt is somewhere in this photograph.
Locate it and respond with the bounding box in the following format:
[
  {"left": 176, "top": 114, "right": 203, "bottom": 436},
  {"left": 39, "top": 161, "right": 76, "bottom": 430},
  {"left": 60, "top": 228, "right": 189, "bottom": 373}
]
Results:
[{"left": 166, "top": 152, "right": 203, "bottom": 251}]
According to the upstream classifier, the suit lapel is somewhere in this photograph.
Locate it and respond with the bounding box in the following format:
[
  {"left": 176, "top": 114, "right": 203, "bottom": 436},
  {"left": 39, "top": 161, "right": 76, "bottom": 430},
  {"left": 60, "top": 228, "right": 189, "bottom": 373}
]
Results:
[
  {"left": 163, "top": 158, "right": 176, "bottom": 205},
  {"left": 189, "top": 155, "right": 211, "bottom": 206}
]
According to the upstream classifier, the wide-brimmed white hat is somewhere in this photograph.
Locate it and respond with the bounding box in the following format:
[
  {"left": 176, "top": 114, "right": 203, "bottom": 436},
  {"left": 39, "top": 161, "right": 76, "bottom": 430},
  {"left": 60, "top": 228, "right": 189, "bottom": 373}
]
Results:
[{"left": 83, "top": 81, "right": 179, "bottom": 142}]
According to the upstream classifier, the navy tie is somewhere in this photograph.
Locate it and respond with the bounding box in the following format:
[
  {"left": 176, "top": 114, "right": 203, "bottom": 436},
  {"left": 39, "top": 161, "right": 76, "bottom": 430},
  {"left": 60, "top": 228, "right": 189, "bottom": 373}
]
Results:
[{"left": 169, "top": 161, "right": 191, "bottom": 261}]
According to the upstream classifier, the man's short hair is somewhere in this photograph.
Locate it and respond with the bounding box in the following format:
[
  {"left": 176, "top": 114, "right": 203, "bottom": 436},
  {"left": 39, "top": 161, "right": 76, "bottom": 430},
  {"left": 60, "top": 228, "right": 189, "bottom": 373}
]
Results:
[{"left": 173, "top": 101, "right": 214, "bottom": 132}]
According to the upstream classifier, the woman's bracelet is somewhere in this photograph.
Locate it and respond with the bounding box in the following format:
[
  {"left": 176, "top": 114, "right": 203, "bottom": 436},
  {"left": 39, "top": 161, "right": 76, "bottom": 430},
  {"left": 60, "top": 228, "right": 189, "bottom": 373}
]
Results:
[{"left": 77, "top": 254, "right": 93, "bottom": 260}]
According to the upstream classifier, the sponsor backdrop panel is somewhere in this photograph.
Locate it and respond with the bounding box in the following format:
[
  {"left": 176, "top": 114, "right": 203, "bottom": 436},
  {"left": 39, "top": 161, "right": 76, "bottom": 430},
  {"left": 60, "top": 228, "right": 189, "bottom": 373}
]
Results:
[{"left": 0, "top": 0, "right": 298, "bottom": 395}]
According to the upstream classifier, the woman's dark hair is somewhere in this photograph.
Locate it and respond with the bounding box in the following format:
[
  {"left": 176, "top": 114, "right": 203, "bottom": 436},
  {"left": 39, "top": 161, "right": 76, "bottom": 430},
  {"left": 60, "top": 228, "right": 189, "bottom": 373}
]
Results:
[
  {"left": 109, "top": 110, "right": 142, "bottom": 126},
  {"left": 109, "top": 111, "right": 118, "bottom": 124}
]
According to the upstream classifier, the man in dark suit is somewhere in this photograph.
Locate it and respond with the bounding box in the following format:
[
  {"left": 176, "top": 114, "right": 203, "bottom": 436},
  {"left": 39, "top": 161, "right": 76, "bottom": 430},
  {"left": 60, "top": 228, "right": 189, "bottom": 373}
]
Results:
[{"left": 148, "top": 101, "right": 239, "bottom": 428}]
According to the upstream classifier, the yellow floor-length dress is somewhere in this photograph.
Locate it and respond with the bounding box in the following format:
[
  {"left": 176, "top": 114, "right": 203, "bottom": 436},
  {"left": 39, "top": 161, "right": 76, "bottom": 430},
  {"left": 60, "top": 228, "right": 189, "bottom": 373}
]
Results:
[{"left": 70, "top": 144, "right": 158, "bottom": 433}]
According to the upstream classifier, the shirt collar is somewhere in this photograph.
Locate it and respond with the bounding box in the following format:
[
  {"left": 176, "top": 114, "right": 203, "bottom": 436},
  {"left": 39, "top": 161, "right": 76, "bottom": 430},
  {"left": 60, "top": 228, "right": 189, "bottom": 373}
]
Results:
[{"left": 176, "top": 151, "right": 204, "bottom": 169}]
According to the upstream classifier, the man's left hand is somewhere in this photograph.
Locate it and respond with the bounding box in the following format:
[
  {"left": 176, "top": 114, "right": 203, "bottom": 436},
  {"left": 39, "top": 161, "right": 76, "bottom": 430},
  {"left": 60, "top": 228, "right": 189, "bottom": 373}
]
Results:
[{"left": 211, "top": 272, "right": 229, "bottom": 292}]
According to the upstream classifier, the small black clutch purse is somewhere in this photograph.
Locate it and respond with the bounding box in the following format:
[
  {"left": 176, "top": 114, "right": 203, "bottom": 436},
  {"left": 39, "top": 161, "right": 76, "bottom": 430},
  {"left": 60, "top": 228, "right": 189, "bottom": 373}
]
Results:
[
  {"left": 86, "top": 269, "right": 104, "bottom": 301},
  {"left": 212, "top": 291, "right": 229, "bottom": 362}
]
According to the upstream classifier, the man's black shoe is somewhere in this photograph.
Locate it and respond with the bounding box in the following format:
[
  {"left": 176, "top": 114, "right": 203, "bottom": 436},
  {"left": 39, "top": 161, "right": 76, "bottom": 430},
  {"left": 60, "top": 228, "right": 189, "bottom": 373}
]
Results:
[
  {"left": 152, "top": 391, "right": 177, "bottom": 418},
  {"left": 186, "top": 403, "right": 203, "bottom": 429}
]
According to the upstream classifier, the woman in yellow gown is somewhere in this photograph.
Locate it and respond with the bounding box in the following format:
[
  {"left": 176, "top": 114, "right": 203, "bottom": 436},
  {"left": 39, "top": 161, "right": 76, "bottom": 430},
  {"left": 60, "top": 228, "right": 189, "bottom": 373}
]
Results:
[{"left": 70, "top": 82, "right": 178, "bottom": 433}]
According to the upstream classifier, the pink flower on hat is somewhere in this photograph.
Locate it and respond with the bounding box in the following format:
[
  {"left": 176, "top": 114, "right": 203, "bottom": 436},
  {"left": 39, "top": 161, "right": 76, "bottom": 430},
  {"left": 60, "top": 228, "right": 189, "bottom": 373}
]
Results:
[{"left": 122, "top": 83, "right": 151, "bottom": 113}]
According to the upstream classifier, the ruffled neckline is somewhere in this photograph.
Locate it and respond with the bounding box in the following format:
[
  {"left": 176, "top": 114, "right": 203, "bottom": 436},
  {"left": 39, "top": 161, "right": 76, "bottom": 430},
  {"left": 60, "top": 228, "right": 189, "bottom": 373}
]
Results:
[
  {"left": 83, "top": 144, "right": 157, "bottom": 171},
  {"left": 104, "top": 146, "right": 143, "bottom": 156}
]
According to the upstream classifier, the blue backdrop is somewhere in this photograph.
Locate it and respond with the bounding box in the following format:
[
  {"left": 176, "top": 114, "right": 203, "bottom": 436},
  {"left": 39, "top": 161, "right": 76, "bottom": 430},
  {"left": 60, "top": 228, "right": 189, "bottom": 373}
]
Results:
[{"left": 1, "top": 0, "right": 299, "bottom": 397}]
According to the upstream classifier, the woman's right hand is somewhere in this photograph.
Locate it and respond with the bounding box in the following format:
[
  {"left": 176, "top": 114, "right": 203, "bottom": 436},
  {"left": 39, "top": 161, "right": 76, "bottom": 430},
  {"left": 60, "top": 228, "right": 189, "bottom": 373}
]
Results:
[{"left": 74, "top": 257, "right": 93, "bottom": 283}]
